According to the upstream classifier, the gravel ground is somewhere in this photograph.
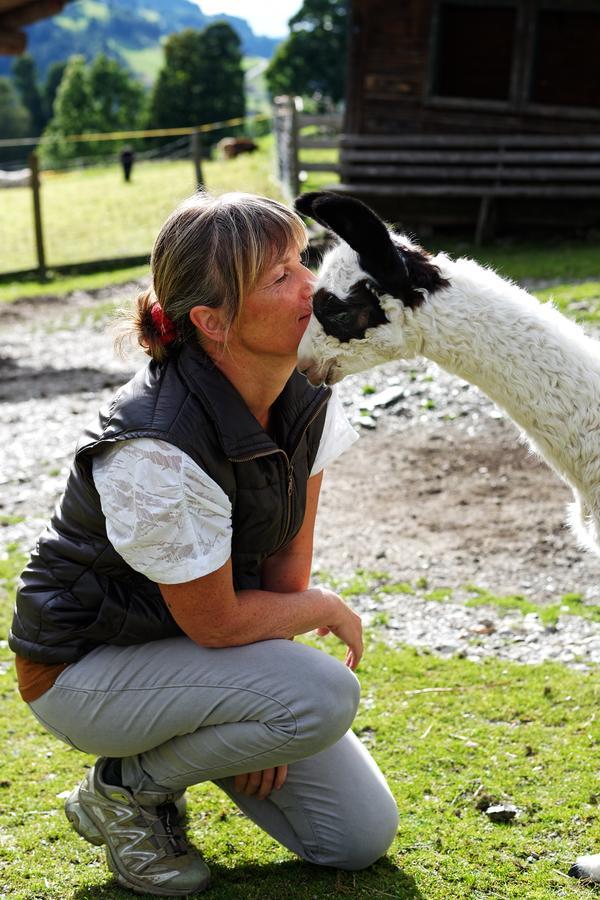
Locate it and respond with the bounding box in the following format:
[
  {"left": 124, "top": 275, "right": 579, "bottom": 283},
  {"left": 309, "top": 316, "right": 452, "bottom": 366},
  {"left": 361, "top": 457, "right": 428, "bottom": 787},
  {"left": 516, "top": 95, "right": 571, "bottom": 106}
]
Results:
[{"left": 1, "top": 283, "right": 599, "bottom": 670}]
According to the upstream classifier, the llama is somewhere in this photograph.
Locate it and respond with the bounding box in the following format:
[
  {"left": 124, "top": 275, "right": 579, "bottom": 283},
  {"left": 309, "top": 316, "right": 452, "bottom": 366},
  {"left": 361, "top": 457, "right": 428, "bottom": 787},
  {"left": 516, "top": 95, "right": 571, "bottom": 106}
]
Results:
[{"left": 295, "top": 190, "right": 600, "bottom": 884}]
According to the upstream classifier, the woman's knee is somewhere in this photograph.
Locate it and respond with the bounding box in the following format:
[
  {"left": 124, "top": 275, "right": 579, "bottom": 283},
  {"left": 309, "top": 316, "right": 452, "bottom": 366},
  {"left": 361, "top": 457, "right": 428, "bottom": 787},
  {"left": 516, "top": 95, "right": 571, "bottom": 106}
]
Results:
[
  {"left": 298, "top": 651, "right": 360, "bottom": 746},
  {"left": 322, "top": 793, "right": 399, "bottom": 871}
]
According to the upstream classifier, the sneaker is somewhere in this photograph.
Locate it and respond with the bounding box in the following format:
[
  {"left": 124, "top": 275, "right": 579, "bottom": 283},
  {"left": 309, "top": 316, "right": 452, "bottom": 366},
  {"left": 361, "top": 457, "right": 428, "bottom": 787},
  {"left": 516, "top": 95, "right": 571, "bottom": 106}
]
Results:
[{"left": 65, "top": 758, "right": 210, "bottom": 896}]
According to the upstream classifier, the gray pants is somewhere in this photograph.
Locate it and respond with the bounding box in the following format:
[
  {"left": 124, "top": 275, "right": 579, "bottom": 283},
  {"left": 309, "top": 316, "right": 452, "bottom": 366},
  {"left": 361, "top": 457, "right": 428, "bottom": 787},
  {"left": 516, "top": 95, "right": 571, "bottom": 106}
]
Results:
[{"left": 30, "top": 637, "right": 398, "bottom": 870}]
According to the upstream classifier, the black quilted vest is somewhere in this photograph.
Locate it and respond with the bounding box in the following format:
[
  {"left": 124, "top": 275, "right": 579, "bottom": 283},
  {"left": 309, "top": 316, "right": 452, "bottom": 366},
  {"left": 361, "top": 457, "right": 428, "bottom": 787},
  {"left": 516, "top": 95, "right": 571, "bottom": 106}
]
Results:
[{"left": 9, "top": 343, "right": 330, "bottom": 664}]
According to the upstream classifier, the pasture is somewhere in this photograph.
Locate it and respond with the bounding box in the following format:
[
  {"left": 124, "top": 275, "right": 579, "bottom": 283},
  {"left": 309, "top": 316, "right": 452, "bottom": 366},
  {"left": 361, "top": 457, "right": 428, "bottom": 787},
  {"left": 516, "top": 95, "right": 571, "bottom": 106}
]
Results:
[{"left": 0, "top": 136, "right": 290, "bottom": 277}]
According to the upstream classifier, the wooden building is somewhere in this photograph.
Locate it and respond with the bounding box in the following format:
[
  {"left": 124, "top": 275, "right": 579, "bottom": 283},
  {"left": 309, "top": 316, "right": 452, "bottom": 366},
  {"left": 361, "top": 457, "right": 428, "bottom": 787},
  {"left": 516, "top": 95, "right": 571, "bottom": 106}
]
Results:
[
  {"left": 340, "top": 0, "right": 600, "bottom": 236},
  {"left": 0, "top": 0, "right": 71, "bottom": 56}
]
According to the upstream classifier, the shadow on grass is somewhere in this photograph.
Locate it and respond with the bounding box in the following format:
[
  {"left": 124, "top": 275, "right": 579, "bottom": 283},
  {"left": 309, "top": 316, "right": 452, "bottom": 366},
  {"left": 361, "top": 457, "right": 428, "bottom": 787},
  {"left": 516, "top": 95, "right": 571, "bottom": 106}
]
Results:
[{"left": 71, "top": 856, "right": 422, "bottom": 899}]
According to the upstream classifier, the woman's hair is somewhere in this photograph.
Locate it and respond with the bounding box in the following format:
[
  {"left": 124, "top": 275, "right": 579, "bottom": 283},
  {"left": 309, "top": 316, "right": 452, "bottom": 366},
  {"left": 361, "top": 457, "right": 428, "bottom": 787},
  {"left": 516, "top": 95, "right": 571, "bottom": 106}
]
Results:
[{"left": 127, "top": 191, "right": 308, "bottom": 363}]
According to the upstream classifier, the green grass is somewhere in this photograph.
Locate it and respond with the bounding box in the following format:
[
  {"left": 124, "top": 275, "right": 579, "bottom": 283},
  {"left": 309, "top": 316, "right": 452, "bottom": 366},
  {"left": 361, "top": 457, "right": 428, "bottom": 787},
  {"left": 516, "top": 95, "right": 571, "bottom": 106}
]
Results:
[
  {"left": 0, "top": 135, "right": 285, "bottom": 280},
  {"left": 0, "top": 620, "right": 598, "bottom": 897},
  {"left": 1, "top": 550, "right": 599, "bottom": 897},
  {"left": 431, "top": 238, "right": 600, "bottom": 284},
  {"left": 314, "top": 570, "right": 600, "bottom": 628},
  {"left": 464, "top": 586, "right": 600, "bottom": 627}
]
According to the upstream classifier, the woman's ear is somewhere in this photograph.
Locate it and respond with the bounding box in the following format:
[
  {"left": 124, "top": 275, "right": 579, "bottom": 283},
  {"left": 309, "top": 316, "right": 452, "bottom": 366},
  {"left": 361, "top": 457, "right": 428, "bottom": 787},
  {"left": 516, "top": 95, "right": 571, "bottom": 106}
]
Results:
[{"left": 189, "top": 305, "right": 228, "bottom": 342}]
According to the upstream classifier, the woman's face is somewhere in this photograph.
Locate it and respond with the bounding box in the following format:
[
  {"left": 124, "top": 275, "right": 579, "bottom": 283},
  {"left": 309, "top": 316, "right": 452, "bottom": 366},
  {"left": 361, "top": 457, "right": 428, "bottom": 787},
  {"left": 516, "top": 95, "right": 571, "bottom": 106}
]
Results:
[{"left": 228, "top": 246, "right": 315, "bottom": 361}]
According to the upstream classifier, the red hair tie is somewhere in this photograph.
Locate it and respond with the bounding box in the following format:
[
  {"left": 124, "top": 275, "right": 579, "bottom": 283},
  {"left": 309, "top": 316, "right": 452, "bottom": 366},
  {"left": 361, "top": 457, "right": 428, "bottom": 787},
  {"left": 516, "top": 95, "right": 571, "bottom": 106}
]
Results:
[{"left": 150, "top": 302, "right": 177, "bottom": 346}]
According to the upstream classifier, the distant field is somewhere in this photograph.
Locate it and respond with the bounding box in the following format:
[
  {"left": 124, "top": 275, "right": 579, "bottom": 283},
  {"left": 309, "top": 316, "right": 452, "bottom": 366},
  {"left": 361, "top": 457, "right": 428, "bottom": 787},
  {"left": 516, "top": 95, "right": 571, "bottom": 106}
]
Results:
[{"left": 0, "top": 138, "right": 287, "bottom": 276}]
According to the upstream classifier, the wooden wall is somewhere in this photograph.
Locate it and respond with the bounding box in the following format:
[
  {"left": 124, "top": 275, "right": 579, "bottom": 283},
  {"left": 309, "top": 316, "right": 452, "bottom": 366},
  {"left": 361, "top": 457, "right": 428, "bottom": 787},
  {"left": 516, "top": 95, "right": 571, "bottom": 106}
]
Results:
[{"left": 345, "top": 0, "right": 600, "bottom": 135}]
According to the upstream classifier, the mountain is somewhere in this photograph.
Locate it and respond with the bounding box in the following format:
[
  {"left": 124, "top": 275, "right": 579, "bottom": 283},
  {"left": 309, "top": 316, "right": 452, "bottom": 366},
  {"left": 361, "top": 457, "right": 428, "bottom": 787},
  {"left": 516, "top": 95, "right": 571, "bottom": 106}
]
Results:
[{"left": 0, "top": 0, "right": 282, "bottom": 81}]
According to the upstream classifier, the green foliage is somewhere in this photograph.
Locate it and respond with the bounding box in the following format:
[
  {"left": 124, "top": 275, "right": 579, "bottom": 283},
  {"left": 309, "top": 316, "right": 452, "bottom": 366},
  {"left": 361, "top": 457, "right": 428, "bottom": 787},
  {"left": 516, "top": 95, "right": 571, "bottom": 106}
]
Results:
[
  {"left": 0, "top": 77, "right": 31, "bottom": 141},
  {"left": 148, "top": 23, "right": 245, "bottom": 135},
  {"left": 43, "top": 60, "right": 69, "bottom": 121},
  {"left": 11, "top": 54, "right": 46, "bottom": 134},
  {"left": 41, "top": 54, "right": 145, "bottom": 164},
  {"left": 265, "top": 0, "right": 348, "bottom": 105}
]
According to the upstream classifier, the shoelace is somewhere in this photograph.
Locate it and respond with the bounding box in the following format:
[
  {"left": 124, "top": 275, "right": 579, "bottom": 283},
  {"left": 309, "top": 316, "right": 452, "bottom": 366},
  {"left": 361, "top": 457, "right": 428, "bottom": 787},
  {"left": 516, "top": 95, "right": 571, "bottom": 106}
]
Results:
[{"left": 132, "top": 801, "right": 189, "bottom": 861}]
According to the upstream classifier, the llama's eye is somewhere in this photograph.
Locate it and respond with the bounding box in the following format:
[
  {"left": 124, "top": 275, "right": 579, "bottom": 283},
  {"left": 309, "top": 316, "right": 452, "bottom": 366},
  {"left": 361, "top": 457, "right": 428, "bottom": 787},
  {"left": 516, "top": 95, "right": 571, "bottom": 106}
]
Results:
[{"left": 364, "top": 281, "right": 380, "bottom": 297}]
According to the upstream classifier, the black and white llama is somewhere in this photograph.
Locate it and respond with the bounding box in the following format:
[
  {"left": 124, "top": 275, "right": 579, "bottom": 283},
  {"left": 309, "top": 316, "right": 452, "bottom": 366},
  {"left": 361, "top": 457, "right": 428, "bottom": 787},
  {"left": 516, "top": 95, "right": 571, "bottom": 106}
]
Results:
[{"left": 295, "top": 191, "right": 600, "bottom": 884}]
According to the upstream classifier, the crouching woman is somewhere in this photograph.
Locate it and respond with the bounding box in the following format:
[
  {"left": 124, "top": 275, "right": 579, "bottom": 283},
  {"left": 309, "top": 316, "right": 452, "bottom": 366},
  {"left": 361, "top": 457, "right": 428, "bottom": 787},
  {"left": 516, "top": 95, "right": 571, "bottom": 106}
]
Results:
[{"left": 9, "top": 192, "right": 398, "bottom": 896}]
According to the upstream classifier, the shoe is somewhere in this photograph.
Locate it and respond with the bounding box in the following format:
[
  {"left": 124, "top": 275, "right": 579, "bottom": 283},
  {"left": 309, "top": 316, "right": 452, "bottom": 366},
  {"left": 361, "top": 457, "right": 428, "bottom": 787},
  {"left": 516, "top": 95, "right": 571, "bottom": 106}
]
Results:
[{"left": 65, "top": 758, "right": 210, "bottom": 897}]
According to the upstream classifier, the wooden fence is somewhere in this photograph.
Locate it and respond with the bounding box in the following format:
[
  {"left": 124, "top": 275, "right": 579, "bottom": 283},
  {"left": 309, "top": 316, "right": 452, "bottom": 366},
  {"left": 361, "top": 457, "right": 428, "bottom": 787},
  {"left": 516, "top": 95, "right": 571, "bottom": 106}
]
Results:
[
  {"left": 273, "top": 96, "right": 341, "bottom": 200},
  {"left": 0, "top": 115, "right": 266, "bottom": 283}
]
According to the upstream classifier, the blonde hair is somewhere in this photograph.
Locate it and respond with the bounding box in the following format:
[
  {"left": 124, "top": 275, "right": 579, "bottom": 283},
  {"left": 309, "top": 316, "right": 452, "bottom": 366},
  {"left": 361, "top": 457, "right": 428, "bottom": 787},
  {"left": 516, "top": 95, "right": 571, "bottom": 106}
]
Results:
[{"left": 129, "top": 191, "right": 308, "bottom": 362}]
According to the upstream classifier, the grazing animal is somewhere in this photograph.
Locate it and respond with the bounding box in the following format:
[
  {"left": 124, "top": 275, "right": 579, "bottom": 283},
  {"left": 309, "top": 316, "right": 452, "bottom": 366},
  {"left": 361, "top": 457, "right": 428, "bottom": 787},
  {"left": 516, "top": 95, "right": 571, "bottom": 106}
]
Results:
[
  {"left": 216, "top": 137, "right": 258, "bottom": 159},
  {"left": 295, "top": 190, "right": 600, "bottom": 885}
]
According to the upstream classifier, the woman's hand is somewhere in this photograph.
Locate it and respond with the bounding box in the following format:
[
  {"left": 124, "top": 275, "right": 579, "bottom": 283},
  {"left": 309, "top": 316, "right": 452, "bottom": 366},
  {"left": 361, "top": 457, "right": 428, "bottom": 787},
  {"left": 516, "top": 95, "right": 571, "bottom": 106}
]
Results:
[
  {"left": 313, "top": 588, "right": 363, "bottom": 670},
  {"left": 233, "top": 765, "right": 288, "bottom": 800}
]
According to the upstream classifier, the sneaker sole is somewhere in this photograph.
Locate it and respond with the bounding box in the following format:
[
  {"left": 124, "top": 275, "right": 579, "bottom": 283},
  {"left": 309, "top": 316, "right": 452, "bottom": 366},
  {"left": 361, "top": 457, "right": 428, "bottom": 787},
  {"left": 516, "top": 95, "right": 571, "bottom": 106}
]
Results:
[{"left": 65, "top": 788, "right": 209, "bottom": 896}]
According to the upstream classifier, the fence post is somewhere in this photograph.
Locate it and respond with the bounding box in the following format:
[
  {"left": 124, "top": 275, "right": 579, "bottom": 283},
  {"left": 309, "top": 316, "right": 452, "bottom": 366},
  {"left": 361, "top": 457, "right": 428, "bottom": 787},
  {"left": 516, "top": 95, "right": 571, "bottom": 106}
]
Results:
[
  {"left": 273, "top": 95, "right": 300, "bottom": 200},
  {"left": 29, "top": 151, "right": 47, "bottom": 282},
  {"left": 191, "top": 130, "right": 204, "bottom": 190}
]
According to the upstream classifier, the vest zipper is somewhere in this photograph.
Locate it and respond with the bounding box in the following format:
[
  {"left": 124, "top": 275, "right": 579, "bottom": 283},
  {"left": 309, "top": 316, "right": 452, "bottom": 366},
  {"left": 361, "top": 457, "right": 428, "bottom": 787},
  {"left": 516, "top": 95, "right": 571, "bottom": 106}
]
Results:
[{"left": 228, "top": 391, "right": 330, "bottom": 555}]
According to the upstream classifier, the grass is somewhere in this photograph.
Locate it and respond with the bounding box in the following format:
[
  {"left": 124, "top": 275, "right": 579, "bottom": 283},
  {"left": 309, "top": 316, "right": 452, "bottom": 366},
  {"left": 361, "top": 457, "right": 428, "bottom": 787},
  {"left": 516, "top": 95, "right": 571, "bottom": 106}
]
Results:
[
  {"left": 314, "top": 569, "right": 600, "bottom": 628},
  {"left": 0, "top": 589, "right": 598, "bottom": 899},
  {"left": 430, "top": 237, "right": 600, "bottom": 285},
  {"left": 0, "top": 134, "right": 287, "bottom": 280},
  {"left": 1, "top": 550, "right": 599, "bottom": 898}
]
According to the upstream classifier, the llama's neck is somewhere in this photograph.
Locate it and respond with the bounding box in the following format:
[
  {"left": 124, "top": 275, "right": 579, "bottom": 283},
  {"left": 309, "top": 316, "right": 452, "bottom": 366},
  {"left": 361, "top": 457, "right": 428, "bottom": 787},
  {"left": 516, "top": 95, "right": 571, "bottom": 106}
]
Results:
[{"left": 405, "top": 255, "right": 600, "bottom": 490}]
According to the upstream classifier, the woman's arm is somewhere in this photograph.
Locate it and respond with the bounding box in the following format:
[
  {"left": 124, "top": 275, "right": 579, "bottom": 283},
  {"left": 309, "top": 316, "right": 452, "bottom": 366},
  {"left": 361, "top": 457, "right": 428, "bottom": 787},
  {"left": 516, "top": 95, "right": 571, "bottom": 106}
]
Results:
[{"left": 159, "top": 559, "right": 362, "bottom": 669}]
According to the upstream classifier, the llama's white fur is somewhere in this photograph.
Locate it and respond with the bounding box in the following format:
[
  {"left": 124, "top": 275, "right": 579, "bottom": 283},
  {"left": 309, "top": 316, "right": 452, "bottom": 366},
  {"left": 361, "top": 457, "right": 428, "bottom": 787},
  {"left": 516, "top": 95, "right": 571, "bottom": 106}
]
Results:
[
  {"left": 299, "top": 236, "right": 600, "bottom": 884},
  {"left": 300, "top": 238, "right": 600, "bottom": 558}
]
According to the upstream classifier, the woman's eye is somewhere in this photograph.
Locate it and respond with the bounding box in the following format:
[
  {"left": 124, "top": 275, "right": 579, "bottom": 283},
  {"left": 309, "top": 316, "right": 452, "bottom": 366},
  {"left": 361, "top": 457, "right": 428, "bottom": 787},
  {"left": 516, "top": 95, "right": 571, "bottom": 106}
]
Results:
[{"left": 275, "top": 272, "right": 288, "bottom": 284}]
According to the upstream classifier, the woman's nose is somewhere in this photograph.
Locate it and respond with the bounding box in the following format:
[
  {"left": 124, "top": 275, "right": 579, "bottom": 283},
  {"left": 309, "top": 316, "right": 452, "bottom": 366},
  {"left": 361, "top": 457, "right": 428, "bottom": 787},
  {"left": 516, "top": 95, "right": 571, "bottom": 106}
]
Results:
[{"left": 301, "top": 265, "right": 316, "bottom": 294}]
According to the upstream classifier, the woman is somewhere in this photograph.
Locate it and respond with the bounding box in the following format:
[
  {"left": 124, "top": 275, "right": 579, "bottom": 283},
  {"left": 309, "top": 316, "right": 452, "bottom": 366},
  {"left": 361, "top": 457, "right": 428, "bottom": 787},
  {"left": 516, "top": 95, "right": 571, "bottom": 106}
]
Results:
[{"left": 9, "top": 192, "right": 398, "bottom": 896}]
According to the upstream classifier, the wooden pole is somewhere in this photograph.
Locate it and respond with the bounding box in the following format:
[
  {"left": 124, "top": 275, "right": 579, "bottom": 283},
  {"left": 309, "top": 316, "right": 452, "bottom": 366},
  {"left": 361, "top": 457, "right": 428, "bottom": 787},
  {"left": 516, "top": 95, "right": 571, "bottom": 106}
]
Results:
[
  {"left": 191, "top": 130, "right": 204, "bottom": 190},
  {"left": 29, "top": 151, "right": 47, "bottom": 283}
]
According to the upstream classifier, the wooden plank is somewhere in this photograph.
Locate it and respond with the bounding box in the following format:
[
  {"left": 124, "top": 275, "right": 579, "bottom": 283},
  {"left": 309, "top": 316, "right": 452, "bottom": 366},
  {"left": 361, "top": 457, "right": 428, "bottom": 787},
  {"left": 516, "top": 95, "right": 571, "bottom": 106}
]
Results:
[
  {"left": 340, "top": 164, "right": 600, "bottom": 182},
  {"left": 0, "top": 0, "right": 24, "bottom": 11},
  {"left": 299, "top": 163, "right": 340, "bottom": 173},
  {"left": 0, "top": 28, "right": 25, "bottom": 52},
  {"left": 298, "top": 114, "right": 342, "bottom": 128},
  {"left": 340, "top": 150, "right": 600, "bottom": 165},
  {"left": 340, "top": 133, "right": 600, "bottom": 149},
  {"left": 298, "top": 138, "right": 339, "bottom": 150},
  {"left": 333, "top": 182, "right": 600, "bottom": 198},
  {"left": 1, "top": 0, "right": 64, "bottom": 27}
]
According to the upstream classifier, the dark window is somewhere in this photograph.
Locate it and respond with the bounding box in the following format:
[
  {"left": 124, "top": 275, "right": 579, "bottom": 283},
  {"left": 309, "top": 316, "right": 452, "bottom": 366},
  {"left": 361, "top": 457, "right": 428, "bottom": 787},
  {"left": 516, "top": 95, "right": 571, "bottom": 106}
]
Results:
[
  {"left": 434, "top": 3, "right": 517, "bottom": 101},
  {"left": 531, "top": 11, "right": 600, "bottom": 108}
]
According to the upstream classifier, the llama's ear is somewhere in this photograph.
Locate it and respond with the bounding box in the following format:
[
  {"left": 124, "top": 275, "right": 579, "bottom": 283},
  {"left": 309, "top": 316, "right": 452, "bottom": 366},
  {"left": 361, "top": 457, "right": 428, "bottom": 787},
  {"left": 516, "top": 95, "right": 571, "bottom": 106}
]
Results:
[{"left": 295, "top": 192, "right": 409, "bottom": 295}]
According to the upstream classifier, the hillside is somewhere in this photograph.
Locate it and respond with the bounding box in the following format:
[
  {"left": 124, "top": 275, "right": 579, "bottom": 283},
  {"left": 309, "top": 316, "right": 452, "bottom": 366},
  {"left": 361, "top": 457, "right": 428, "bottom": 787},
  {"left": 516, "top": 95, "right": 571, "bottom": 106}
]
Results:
[{"left": 0, "top": 0, "right": 281, "bottom": 81}]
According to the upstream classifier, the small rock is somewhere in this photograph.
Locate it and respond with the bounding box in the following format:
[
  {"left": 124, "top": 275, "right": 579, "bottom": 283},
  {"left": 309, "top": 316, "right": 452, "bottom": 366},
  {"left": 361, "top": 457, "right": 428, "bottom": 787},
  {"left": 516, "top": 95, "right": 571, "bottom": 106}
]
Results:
[
  {"left": 362, "top": 386, "right": 405, "bottom": 409},
  {"left": 485, "top": 803, "right": 519, "bottom": 822}
]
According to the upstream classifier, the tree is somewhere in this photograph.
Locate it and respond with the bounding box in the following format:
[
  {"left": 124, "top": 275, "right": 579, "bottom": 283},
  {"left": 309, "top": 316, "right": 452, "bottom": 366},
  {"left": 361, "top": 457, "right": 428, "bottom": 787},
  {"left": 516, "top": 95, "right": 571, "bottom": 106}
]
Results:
[
  {"left": 12, "top": 54, "right": 46, "bottom": 134},
  {"left": 43, "top": 60, "right": 69, "bottom": 121},
  {"left": 0, "top": 77, "right": 32, "bottom": 164},
  {"left": 265, "top": 0, "right": 348, "bottom": 106},
  {"left": 149, "top": 23, "right": 244, "bottom": 134},
  {"left": 88, "top": 54, "right": 145, "bottom": 132},
  {"left": 41, "top": 55, "right": 145, "bottom": 164}
]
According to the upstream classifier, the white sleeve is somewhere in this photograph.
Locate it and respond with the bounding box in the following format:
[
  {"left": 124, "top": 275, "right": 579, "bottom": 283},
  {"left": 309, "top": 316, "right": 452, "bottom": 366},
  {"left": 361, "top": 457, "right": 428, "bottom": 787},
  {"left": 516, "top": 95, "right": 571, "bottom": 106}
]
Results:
[
  {"left": 92, "top": 438, "right": 232, "bottom": 584},
  {"left": 310, "top": 386, "right": 359, "bottom": 476}
]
